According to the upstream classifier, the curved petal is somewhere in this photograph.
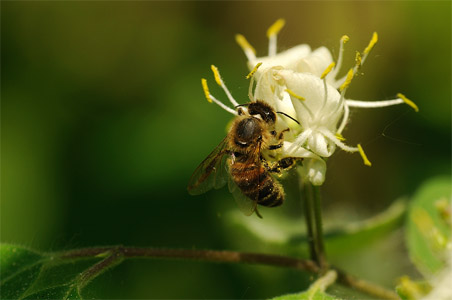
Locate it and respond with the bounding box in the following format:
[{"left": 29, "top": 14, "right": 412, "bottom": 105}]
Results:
[
  {"left": 307, "top": 131, "right": 336, "bottom": 157},
  {"left": 296, "top": 46, "right": 334, "bottom": 77},
  {"left": 276, "top": 70, "right": 342, "bottom": 130},
  {"left": 248, "top": 44, "right": 312, "bottom": 77}
]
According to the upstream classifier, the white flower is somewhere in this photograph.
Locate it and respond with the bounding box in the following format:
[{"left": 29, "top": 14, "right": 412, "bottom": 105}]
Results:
[
  {"left": 234, "top": 19, "right": 418, "bottom": 184},
  {"left": 199, "top": 19, "right": 418, "bottom": 186}
]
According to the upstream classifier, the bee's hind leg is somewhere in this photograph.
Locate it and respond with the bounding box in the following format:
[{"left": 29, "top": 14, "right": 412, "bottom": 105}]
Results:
[
  {"left": 268, "top": 157, "right": 303, "bottom": 174},
  {"left": 254, "top": 206, "right": 263, "bottom": 219}
]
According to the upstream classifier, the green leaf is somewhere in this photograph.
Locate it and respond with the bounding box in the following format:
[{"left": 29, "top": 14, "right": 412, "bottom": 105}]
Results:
[
  {"left": 405, "top": 176, "right": 451, "bottom": 277},
  {"left": 270, "top": 270, "right": 341, "bottom": 300},
  {"left": 0, "top": 244, "right": 46, "bottom": 299},
  {"left": 225, "top": 198, "right": 407, "bottom": 255},
  {"left": 271, "top": 290, "right": 338, "bottom": 300},
  {"left": 0, "top": 244, "right": 106, "bottom": 300}
]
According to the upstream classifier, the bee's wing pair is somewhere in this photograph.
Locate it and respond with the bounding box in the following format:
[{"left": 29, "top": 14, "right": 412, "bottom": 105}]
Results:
[{"left": 187, "top": 138, "right": 258, "bottom": 216}]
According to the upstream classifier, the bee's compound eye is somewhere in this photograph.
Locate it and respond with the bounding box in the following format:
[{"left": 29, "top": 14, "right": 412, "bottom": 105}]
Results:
[{"left": 270, "top": 130, "right": 277, "bottom": 136}]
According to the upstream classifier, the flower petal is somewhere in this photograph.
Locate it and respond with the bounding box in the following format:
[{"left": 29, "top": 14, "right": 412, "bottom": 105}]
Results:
[
  {"left": 277, "top": 70, "right": 342, "bottom": 127},
  {"left": 248, "top": 44, "right": 312, "bottom": 78},
  {"left": 297, "top": 46, "right": 334, "bottom": 77}
]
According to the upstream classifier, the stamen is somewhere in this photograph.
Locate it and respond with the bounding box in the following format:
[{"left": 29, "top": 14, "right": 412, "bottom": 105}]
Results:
[
  {"left": 266, "top": 18, "right": 286, "bottom": 38},
  {"left": 336, "top": 104, "right": 349, "bottom": 134},
  {"left": 285, "top": 88, "right": 305, "bottom": 101},
  {"left": 397, "top": 93, "right": 419, "bottom": 112},
  {"left": 246, "top": 62, "right": 262, "bottom": 79},
  {"left": 209, "top": 95, "right": 238, "bottom": 115},
  {"left": 201, "top": 79, "right": 237, "bottom": 115},
  {"left": 210, "top": 65, "right": 240, "bottom": 107},
  {"left": 360, "top": 32, "right": 378, "bottom": 66},
  {"left": 331, "top": 35, "right": 349, "bottom": 80},
  {"left": 248, "top": 75, "right": 255, "bottom": 101},
  {"left": 363, "top": 32, "right": 378, "bottom": 55},
  {"left": 339, "top": 68, "right": 354, "bottom": 92},
  {"left": 201, "top": 78, "right": 212, "bottom": 103},
  {"left": 235, "top": 34, "right": 257, "bottom": 61},
  {"left": 318, "top": 127, "right": 359, "bottom": 153},
  {"left": 357, "top": 144, "right": 372, "bottom": 166},
  {"left": 354, "top": 51, "right": 362, "bottom": 72},
  {"left": 335, "top": 133, "right": 346, "bottom": 141},
  {"left": 287, "top": 129, "right": 312, "bottom": 154},
  {"left": 346, "top": 98, "right": 405, "bottom": 108},
  {"left": 267, "top": 18, "right": 285, "bottom": 57},
  {"left": 211, "top": 65, "right": 223, "bottom": 86},
  {"left": 321, "top": 62, "right": 336, "bottom": 79},
  {"left": 341, "top": 35, "right": 350, "bottom": 44}
]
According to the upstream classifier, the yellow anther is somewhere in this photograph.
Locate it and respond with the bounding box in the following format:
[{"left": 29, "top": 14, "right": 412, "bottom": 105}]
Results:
[
  {"left": 335, "top": 133, "right": 346, "bottom": 141},
  {"left": 201, "top": 78, "right": 212, "bottom": 103},
  {"left": 235, "top": 34, "right": 256, "bottom": 54},
  {"left": 339, "top": 68, "right": 354, "bottom": 92},
  {"left": 246, "top": 62, "right": 262, "bottom": 79},
  {"left": 210, "top": 65, "right": 222, "bottom": 86},
  {"left": 363, "top": 32, "right": 378, "bottom": 55},
  {"left": 285, "top": 88, "right": 305, "bottom": 101},
  {"left": 357, "top": 144, "right": 372, "bottom": 166},
  {"left": 355, "top": 51, "right": 362, "bottom": 68},
  {"left": 341, "top": 35, "right": 350, "bottom": 44},
  {"left": 266, "top": 18, "right": 286, "bottom": 38},
  {"left": 321, "top": 62, "right": 336, "bottom": 79},
  {"left": 397, "top": 93, "right": 419, "bottom": 112}
]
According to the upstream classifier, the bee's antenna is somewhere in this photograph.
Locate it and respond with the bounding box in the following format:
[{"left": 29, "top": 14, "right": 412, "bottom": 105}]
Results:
[
  {"left": 235, "top": 103, "right": 250, "bottom": 108},
  {"left": 277, "top": 111, "right": 300, "bottom": 124}
]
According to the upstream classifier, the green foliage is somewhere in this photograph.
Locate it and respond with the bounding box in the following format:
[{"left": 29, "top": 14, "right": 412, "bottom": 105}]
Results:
[
  {"left": 271, "top": 270, "right": 341, "bottom": 300},
  {"left": 271, "top": 290, "right": 339, "bottom": 300},
  {"left": 0, "top": 244, "right": 104, "bottom": 300},
  {"left": 405, "top": 176, "right": 451, "bottom": 277},
  {"left": 226, "top": 198, "right": 407, "bottom": 255}
]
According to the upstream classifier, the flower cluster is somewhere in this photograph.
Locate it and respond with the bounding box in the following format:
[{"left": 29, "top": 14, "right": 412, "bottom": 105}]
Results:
[{"left": 201, "top": 19, "right": 417, "bottom": 185}]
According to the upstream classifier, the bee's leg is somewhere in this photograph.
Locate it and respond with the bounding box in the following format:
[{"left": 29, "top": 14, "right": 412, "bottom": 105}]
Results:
[
  {"left": 261, "top": 157, "right": 272, "bottom": 171},
  {"left": 269, "top": 157, "right": 303, "bottom": 174},
  {"left": 254, "top": 206, "right": 263, "bottom": 219},
  {"left": 268, "top": 143, "right": 283, "bottom": 150},
  {"left": 278, "top": 128, "right": 290, "bottom": 140},
  {"left": 268, "top": 128, "right": 290, "bottom": 150}
]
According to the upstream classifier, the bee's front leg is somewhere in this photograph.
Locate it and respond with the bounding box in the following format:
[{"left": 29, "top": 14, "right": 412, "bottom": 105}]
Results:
[{"left": 268, "top": 128, "right": 290, "bottom": 150}]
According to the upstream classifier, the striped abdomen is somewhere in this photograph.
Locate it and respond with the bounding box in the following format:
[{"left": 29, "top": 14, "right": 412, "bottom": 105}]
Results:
[{"left": 230, "top": 161, "right": 284, "bottom": 207}]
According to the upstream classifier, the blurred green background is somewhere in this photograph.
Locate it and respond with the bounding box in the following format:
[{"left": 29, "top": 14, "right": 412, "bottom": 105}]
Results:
[{"left": 2, "top": 1, "right": 451, "bottom": 298}]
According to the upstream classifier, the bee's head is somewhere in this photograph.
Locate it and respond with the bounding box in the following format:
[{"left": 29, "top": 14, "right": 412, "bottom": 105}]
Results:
[
  {"left": 236, "top": 100, "right": 276, "bottom": 124},
  {"left": 247, "top": 100, "right": 276, "bottom": 124}
]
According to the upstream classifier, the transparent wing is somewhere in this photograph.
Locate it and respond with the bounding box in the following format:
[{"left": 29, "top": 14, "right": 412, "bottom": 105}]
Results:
[
  {"left": 187, "top": 138, "right": 229, "bottom": 195},
  {"left": 227, "top": 160, "right": 259, "bottom": 217}
]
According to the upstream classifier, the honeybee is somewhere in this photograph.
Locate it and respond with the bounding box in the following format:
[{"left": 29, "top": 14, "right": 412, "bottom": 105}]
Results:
[{"left": 187, "top": 100, "right": 300, "bottom": 217}]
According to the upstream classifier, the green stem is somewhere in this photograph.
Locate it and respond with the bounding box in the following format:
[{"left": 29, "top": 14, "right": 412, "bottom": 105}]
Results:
[
  {"left": 312, "top": 185, "right": 327, "bottom": 270},
  {"left": 302, "top": 181, "right": 317, "bottom": 264},
  {"left": 300, "top": 177, "right": 327, "bottom": 270}
]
